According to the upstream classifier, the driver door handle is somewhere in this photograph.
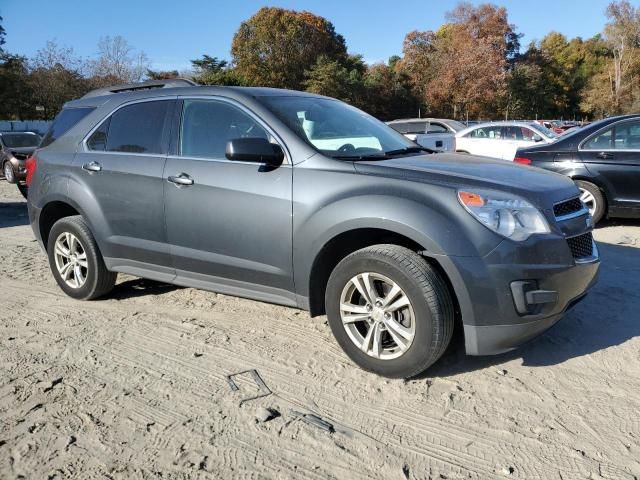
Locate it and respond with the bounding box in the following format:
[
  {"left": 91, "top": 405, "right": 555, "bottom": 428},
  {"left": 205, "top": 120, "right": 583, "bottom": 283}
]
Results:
[
  {"left": 168, "top": 173, "right": 194, "bottom": 186},
  {"left": 82, "top": 161, "right": 102, "bottom": 172},
  {"left": 596, "top": 151, "right": 614, "bottom": 159}
]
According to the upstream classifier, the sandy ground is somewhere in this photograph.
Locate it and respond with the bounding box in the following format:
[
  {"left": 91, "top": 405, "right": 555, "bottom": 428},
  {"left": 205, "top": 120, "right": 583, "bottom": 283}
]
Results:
[{"left": 0, "top": 179, "right": 639, "bottom": 480}]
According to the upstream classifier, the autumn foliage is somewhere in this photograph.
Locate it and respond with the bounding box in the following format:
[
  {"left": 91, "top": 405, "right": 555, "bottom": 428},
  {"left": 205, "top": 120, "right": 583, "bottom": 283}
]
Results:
[{"left": 1, "top": 2, "right": 639, "bottom": 121}]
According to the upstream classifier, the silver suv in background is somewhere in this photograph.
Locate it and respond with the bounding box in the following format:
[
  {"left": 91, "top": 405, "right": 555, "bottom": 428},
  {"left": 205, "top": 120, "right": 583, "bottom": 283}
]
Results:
[
  {"left": 387, "top": 118, "right": 465, "bottom": 152},
  {"left": 27, "top": 80, "right": 599, "bottom": 378}
]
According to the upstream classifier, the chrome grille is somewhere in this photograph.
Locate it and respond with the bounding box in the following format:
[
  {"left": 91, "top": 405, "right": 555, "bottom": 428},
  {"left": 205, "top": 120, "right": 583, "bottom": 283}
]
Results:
[{"left": 566, "top": 232, "right": 594, "bottom": 259}]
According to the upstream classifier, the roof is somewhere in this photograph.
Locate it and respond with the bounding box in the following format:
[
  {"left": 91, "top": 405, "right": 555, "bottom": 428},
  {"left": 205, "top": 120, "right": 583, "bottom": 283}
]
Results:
[{"left": 66, "top": 80, "right": 328, "bottom": 109}]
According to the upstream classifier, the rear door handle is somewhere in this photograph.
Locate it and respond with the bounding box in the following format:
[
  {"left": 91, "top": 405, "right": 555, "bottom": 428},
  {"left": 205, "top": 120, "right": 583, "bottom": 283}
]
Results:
[
  {"left": 596, "top": 151, "right": 613, "bottom": 159},
  {"left": 168, "top": 173, "right": 194, "bottom": 186},
  {"left": 82, "top": 161, "right": 102, "bottom": 172}
]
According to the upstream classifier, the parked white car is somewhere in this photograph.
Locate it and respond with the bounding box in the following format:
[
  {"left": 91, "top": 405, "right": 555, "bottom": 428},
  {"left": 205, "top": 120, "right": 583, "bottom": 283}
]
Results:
[
  {"left": 455, "top": 121, "right": 558, "bottom": 160},
  {"left": 387, "top": 118, "right": 466, "bottom": 152}
]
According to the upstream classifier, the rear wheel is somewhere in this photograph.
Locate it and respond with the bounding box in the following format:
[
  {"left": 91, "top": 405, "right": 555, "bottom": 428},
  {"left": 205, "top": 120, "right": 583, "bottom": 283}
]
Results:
[
  {"left": 576, "top": 180, "right": 605, "bottom": 224},
  {"left": 325, "top": 245, "right": 454, "bottom": 378},
  {"left": 47, "top": 216, "right": 116, "bottom": 300}
]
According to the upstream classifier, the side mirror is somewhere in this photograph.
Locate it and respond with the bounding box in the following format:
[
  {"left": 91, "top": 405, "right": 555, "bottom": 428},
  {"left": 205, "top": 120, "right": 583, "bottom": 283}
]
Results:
[
  {"left": 225, "top": 137, "right": 284, "bottom": 166},
  {"left": 533, "top": 134, "right": 543, "bottom": 142}
]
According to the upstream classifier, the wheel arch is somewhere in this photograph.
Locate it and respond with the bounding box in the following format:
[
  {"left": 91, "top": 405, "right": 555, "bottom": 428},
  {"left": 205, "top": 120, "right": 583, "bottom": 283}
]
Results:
[
  {"left": 38, "top": 201, "right": 82, "bottom": 251},
  {"left": 306, "top": 227, "right": 461, "bottom": 329}
]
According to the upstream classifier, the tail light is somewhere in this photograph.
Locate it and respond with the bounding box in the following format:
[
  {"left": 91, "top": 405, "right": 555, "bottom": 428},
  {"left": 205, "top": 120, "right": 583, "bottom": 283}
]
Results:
[
  {"left": 25, "top": 155, "right": 37, "bottom": 186},
  {"left": 514, "top": 157, "right": 532, "bottom": 165}
]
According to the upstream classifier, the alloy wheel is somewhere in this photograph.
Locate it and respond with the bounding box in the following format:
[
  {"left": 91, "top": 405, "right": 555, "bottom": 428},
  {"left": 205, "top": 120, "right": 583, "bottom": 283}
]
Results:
[
  {"left": 3, "top": 162, "right": 14, "bottom": 183},
  {"left": 579, "top": 187, "right": 597, "bottom": 217},
  {"left": 339, "top": 272, "right": 415, "bottom": 360},
  {"left": 54, "top": 232, "right": 88, "bottom": 288}
]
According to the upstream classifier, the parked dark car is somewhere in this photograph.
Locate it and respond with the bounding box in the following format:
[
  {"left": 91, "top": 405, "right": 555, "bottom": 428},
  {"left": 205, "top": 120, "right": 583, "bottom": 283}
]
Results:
[
  {"left": 515, "top": 114, "right": 640, "bottom": 223},
  {"left": 1, "top": 131, "right": 41, "bottom": 198},
  {"left": 26, "top": 80, "right": 599, "bottom": 378}
]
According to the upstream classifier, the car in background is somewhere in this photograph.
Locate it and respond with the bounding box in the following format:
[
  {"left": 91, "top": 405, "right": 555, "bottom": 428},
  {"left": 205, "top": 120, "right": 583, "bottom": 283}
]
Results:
[
  {"left": 515, "top": 114, "right": 640, "bottom": 223},
  {"left": 535, "top": 120, "right": 565, "bottom": 134},
  {"left": 387, "top": 118, "right": 465, "bottom": 152},
  {"left": 455, "top": 121, "right": 558, "bottom": 161},
  {"left": 0, "top": 131, "right": 42, "bottom": 198}
]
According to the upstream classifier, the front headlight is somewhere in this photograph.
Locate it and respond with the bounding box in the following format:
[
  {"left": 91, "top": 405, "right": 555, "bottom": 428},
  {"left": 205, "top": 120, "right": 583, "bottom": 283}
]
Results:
[{"left": 458, "top": 190, "right": 550, "bottom": 241}]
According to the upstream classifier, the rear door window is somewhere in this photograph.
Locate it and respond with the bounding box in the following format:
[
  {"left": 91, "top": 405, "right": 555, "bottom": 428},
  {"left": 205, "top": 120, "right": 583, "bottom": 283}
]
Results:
[
  {"left": 613, "top": 121, "right": 640, "bottom": 149},
  {"left": 583, "top": 128, "right": 614, "bottom": 150},
  {"left": 40, "top": 107, "right": 95, "bottom": 148},
  {"left": 405, "top": 122, "right": 427, "bottom": 134},
  {"left": 426, "top": 123, "right": 448, "bottom": 134},
  {"left": 467, "top": 126, "right": 503, "bottom": 139},
  {"left": 105, "top": 101, "right": 172, "bottom": 154}
]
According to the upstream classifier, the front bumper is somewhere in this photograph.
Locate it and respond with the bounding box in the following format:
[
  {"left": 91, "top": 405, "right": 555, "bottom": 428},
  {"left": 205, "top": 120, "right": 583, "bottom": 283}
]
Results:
[{"left": 433, "top": 235, "right": 600, "bottom": 355}]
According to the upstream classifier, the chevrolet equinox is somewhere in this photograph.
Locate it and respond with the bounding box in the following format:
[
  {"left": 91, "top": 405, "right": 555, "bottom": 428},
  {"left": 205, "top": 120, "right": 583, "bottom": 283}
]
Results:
[{"left": 26, "top": 80, "right": 600, "bottom": 378}]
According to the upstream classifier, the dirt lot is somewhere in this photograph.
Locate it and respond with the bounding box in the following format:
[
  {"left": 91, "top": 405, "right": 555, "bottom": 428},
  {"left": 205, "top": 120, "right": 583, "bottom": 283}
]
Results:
[{"left": 0, "top": 179, "right": 639, "bottom": 480}]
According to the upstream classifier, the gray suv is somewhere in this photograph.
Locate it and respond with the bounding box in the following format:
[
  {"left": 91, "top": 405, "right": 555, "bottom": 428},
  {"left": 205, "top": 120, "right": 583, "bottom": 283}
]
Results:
[{"left": 27, "top": 80, "right": 599, "bottom": 378}]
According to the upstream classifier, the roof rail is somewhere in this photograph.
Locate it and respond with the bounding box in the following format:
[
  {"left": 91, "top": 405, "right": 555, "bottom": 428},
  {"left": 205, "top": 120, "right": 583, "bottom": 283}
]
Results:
[{"left": 82, "top": 78, "right": 197, "bottom": 99}]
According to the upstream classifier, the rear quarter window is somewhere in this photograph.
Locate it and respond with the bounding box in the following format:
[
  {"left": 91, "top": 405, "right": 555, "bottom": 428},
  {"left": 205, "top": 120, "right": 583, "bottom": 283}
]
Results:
[
  {"left": 40, "top": 107, "right": 95, "bottom": 148},
  {"left": 104, "top": 101, "right": 171, "bottom": 154}
]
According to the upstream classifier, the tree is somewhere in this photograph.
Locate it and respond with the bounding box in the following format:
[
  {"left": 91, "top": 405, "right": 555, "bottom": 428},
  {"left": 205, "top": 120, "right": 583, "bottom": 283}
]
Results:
[
  {"left": 189, "top": 54, "right": 246, "bottom": 85},
  {"left": 0, "top": 16, "right": 6, "bottom": 55},
  {"left": 24, "top": 41, "right": 90, "bottom": 119},
  {"left": 191, "top": 55, "right": 227, "bottom": 74},
  {"left": 0, "top": 54, "right": 34, "bottom": 119},
  {"left": 0, "top": 16, "right": 36, "bottom": 119},
  {"left": 582, "top": 1, "right": 640, "bottom": 115},
  {"left": 88, "top": 35, "right": 150, "bottom": 83},
  {"left": 362, "top": 60, "right": 419, "bottom": 120},
  {"left": 146, "top": 69, "right": 179, "bottom": 80},
  {"left": 304, "top": 54, "right": 365, "bottom": 104},
  {"left": 400, "top": 3, "right": 519, "bottom": 119},
  {"left": 231, "top": 7, "right": 347, "bottom": 89}
]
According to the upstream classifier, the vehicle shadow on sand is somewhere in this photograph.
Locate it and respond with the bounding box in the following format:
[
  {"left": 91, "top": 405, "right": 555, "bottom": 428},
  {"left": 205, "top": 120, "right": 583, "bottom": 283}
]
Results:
[
  {"left": 110, "top": 277, "right": 181, "bottom": 300},
  {"left": 0, "top": 200, "right": 29, "bottom": 228},
  {"left": 428, "top": 240, "right": 640, "bottom": 378}
]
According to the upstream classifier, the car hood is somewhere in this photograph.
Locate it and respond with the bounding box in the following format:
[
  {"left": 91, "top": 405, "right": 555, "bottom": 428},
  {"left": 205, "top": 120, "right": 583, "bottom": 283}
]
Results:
[{"left": 353, "top": 153, "right": 579, "bottom": 205}]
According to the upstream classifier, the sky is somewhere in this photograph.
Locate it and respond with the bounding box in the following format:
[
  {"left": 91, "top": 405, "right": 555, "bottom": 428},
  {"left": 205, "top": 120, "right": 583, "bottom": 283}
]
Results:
[{"left": 1, "top": 0, "right": 614, "bottom": 72}]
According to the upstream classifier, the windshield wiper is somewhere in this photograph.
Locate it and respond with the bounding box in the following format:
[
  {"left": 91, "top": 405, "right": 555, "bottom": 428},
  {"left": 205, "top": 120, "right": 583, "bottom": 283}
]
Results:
[
  {"left": 384, "top": 146, "right": 436, "bottom": 156},
  {"left": 332, "top": 153, "right": 390, "bottom": 161}
]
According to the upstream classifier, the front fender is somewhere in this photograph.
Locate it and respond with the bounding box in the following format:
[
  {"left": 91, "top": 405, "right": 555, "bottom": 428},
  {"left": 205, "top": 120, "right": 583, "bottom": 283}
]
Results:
[{"left": 292, "top": 190, "right": 501, "bottom": 299}]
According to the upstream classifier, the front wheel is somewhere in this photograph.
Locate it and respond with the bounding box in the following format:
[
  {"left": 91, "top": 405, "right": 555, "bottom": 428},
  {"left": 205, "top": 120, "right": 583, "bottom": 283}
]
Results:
[
  {"left": 3, "top": 161, "right": 16, "bottom": 184},
  {"left": 47, "top": 216, "right": 116, "bottom": 300},
  {"left": 325, "top": 245, "right": 455, "bottom": 378},
  {"left": 576, "top": 180, "right": 605, "bottom": 224}
]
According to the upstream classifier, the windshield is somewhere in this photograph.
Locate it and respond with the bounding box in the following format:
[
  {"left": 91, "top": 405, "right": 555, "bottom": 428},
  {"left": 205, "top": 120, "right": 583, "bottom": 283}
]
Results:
[
  {"left": 530, "top": 123, "right": 558, "bottom": 139},
  {"left": 2, "top": 133, "right": 41, "bottom": 148},
  {"left": 258, "top": 96, "right": 416, "bottom": 159}
]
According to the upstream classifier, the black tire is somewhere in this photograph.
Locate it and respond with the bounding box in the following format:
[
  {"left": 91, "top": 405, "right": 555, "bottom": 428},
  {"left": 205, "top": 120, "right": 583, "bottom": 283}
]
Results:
[
  {"left": 576, "top": 180, "right": 605, "bottom": 224},
  {"left": 17, "top": 182, "right": 28, "bottom": 199},
  {"left": 47, "top": 215, "right": 116, "bottom": 300},
  {"left": 325, "top": 244, "right": 454, "bottom": 378}
]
